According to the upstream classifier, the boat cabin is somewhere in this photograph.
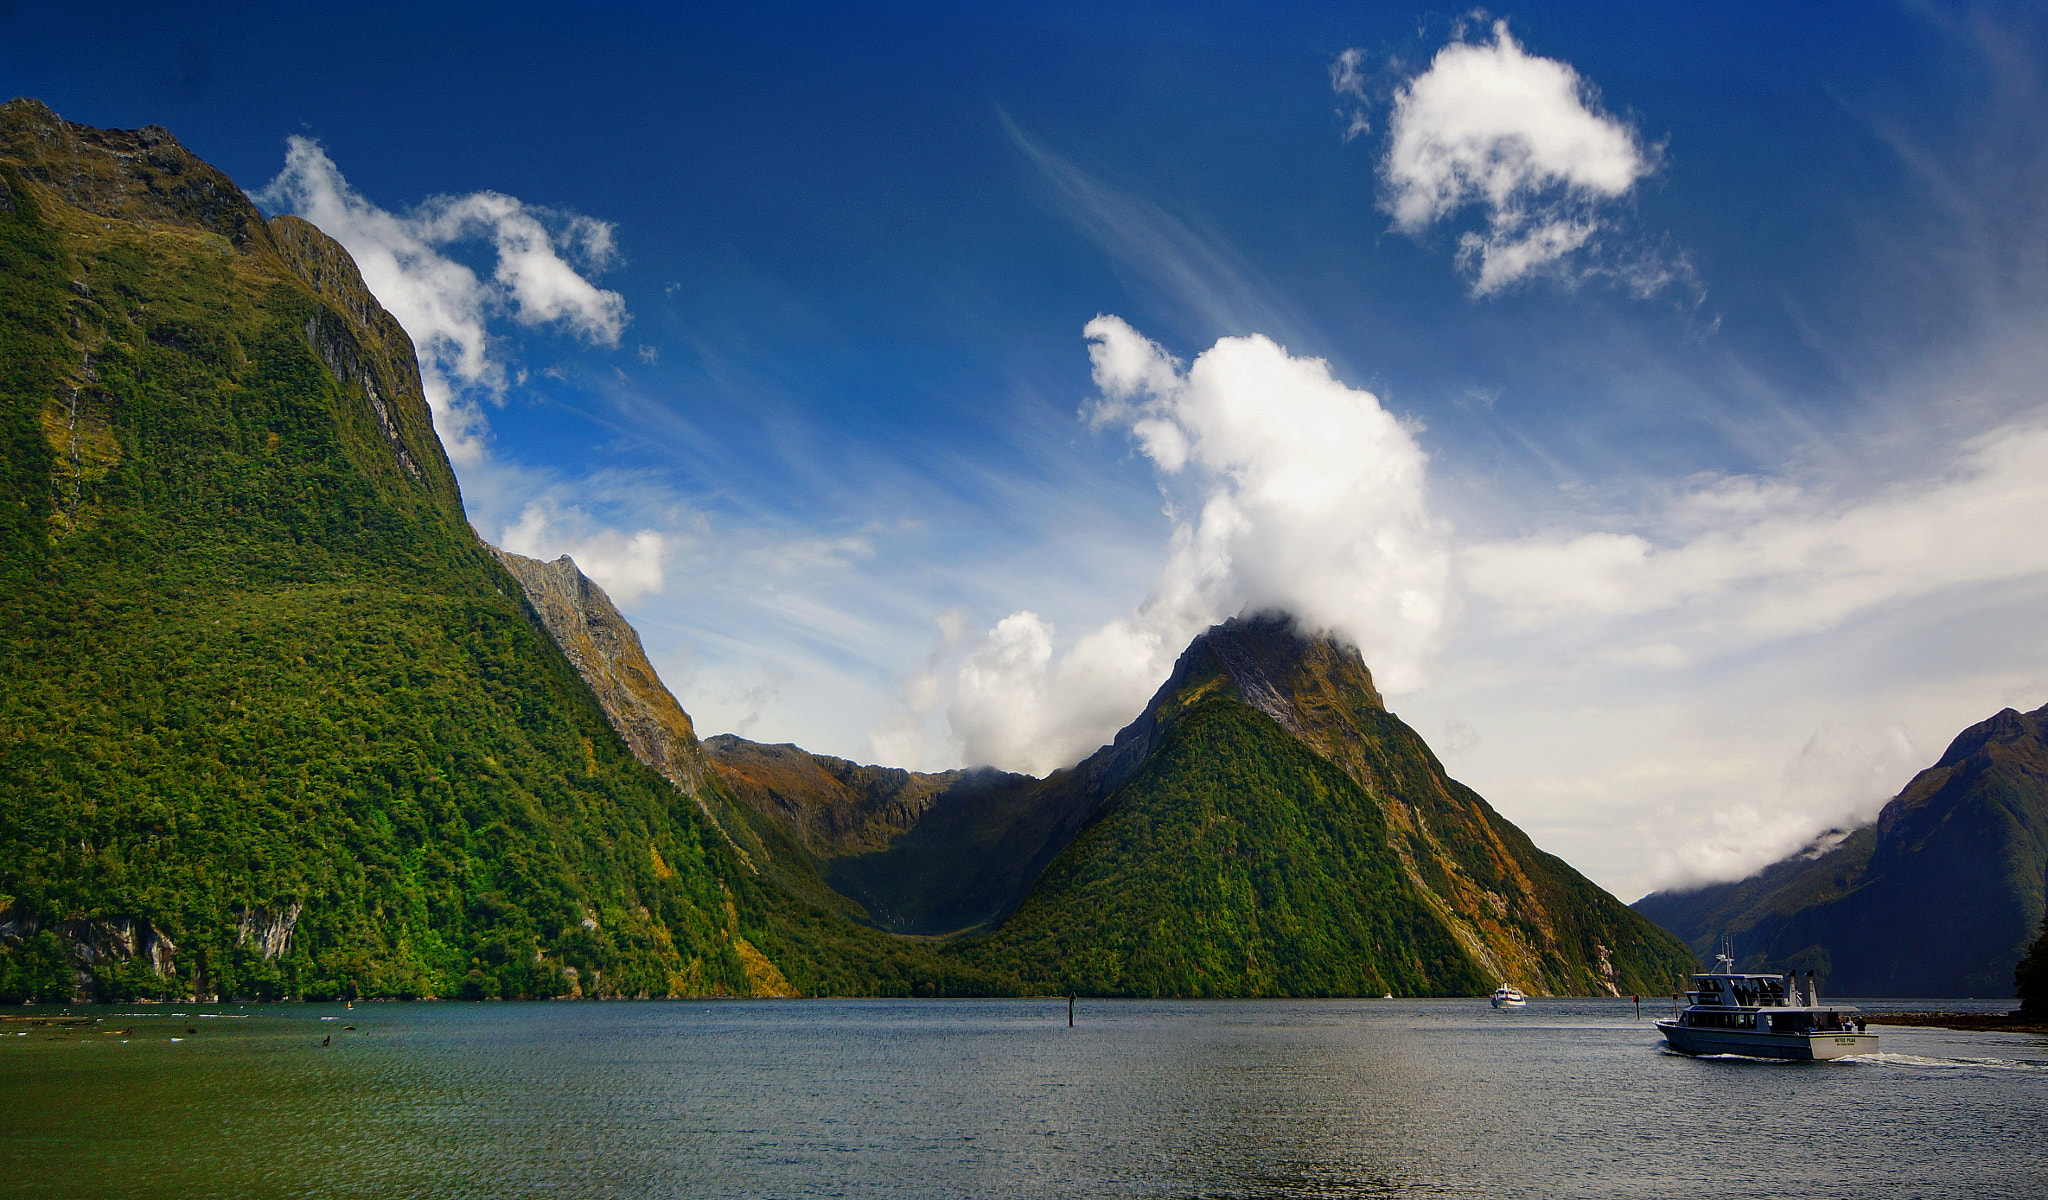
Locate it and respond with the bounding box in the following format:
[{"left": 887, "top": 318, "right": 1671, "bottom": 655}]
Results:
[{"left": 1683, "top": 972, "right": 1791, "bottom": 1008}]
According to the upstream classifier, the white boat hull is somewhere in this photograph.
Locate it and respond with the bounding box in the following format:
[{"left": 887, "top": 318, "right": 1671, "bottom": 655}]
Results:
[
  {"left": 1657, "top": 1019, "right": 1877, "bottom": 1061},
  {"left": 1491, "top": 997, "right": 1526, "bottom": 1009}
]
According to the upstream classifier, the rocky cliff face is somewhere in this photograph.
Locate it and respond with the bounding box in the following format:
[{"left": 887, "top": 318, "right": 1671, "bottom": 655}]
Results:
[
  {"left": 1635, "top": 702, "right": 2048, "bottom": 997},
  {"left": 491, "top": 549, "right": 714, "bottom": 797}
]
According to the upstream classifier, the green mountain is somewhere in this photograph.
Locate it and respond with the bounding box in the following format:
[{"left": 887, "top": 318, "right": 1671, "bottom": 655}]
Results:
[
  {"left": 943, "top": 615, "right": 1695, "bottom": 996},
  {"left": 0, "top": 100, "right": 999, "bottom": 1004},
  {"left": 692, "top": 615, "right": 1694, "bottom": 996},
  {"left": 1633, "top": 703, "right": 2048, "bottom": 997}
]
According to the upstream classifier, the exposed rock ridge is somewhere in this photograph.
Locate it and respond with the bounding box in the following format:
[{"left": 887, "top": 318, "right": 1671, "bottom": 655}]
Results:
[
  {"left": 272, "top": 212, "right": 450, "bottom": 490},
  {"left": 490, "top": 548, "right": 715, "bottom": 795},
  {"left": 0, "top": 98, "right": 270, "bottom": 249},
  {"left": 488, "top": 548, "right": 758, "bottom": 868}
]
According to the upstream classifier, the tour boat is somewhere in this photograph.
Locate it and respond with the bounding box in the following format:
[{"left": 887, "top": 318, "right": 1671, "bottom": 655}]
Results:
[
  {"left": 1656, "top": 953, "right": 1878, "bottom": 1060},
  {"left": 1490, "top": 985, "right": 1527, "bottom": 1009}
]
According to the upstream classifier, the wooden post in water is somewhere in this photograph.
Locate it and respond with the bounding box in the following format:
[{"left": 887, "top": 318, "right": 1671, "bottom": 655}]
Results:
[{"left": 1067, "top": 994, "right": 1074, "bottom": 1028}]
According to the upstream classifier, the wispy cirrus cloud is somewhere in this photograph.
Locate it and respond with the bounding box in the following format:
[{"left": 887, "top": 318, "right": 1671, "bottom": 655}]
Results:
[
  {"left": 258, "top": 137, "right": 627, "bottom": 463},
  {"left": 1001, "top": 114, "right": 1309, "bottom": 343},
  {"left": 1329, "top": 47, "right": 1373, "bottom": 142}
]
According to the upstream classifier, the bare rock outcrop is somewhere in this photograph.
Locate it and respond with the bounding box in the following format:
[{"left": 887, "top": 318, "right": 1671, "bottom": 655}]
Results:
[
  {"left": 490, "top": 548, "right": 715, "bottom": 799},
  {"left": 0, "top": 904, "right": 179, "bottom": 1001}
]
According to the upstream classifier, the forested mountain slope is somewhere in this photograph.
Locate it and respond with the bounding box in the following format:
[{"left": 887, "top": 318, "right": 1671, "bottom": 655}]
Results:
[
  {"left": 945, "top": 616, "right": 1697, "bottom": 997},
  {"left": 663, "top": 610, "right": 1696, "bottom": 996},
  {"left": 0, "top": 100, "right": 999, "bottom": 1003}
]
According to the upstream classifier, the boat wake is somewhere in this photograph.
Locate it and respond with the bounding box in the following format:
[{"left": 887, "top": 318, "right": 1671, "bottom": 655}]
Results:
[{"left": 1839, "top": 1051, "right": 2048, "bottom": 1073}]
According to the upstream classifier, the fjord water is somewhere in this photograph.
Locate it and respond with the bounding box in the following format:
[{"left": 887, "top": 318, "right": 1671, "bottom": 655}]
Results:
[{"left": 4, "top": 999, "right": 2042, "bottom": 1199}]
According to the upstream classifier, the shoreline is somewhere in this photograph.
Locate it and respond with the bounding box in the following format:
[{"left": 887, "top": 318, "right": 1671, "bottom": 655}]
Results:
[{"left": 1870, "top": 1011, "right": 2048, "bottom": 1035}]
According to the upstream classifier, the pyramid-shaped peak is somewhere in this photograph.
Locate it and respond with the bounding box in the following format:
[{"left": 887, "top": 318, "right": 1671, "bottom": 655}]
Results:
[{"left": 1165, "top": 611, "right": 1384, "bottom": 740}]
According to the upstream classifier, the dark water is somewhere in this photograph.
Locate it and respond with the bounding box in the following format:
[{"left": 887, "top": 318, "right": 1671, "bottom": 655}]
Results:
[{"left": 4, "top": 997, "right": 2043, "bottom": 1199}]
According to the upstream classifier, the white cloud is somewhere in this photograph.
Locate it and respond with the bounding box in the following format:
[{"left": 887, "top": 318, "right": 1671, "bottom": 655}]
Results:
[
  {"left": 258, "top": 138, "right": 626, "bottom": 463},
  {"left": 932, "top": 316, "right": 1450, "bottom": 774},
  {"left": 1404, "top": 413, "right": 2048, "bottom": 899},
  {"left": 880, "top": 315, "right": 2048, "bottom": 901},
  {"left": 1644, "top": 720, "right": 1922, "bottom": 890},
  {"left": 501, "top": 499, "right": 671, "bottom": 606},
  {"left": 1377, "top": 20, "right": 1653, "bottom": 294}
]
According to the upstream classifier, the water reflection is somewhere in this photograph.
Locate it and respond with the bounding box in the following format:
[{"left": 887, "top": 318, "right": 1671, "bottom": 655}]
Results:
[{"left": 2, "top": 998, "right": 2042, "bottom": 1199}]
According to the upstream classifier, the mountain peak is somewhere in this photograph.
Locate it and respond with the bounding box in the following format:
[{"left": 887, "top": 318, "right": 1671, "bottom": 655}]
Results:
[
  {"left": 490, "top": 546, "right": 714, "bottom": 798},
  {"left": 1172, "top": 611, "right": 1385, "bottom": 737},
  {"left": 0, "top": 97, "right": 272, "bottom": 250},
  {"left": 1931, "top": 705, "right": 2039, "bottom": 770}
]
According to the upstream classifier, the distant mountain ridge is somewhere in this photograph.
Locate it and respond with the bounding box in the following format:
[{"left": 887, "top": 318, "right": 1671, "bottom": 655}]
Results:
[{"left": 1634, "top": 702, "right": 2048, "bottom": 997}]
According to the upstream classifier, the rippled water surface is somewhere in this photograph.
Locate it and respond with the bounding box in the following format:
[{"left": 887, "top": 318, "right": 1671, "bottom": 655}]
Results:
[{"left": 4, "top": 997, "right": 2043, "bottom": 1198}]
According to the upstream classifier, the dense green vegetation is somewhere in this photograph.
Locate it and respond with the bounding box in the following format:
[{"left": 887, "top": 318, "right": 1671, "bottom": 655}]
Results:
[
  {"left": 0, "top": 166, "right": 60, "bottom": 590},
  {"left": 952, "top": 691, "right": 1488, "bottom": 996},
  {"left": 0, "top": 109, "right": 1014, "bottom": 1004}
]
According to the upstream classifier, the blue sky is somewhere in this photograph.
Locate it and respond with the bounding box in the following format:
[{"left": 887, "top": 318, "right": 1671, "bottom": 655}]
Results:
[{"left": 10, "top": 2, "right": 2048, "bottom": 899}]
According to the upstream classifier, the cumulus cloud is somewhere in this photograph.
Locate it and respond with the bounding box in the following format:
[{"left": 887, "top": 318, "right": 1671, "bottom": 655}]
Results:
[
  {"left": 932, "top": 317, "right": 1450, "bottom": 774},
  {"left": 1373, "top": 20, "right": 1655, "bottom": 294},
  {"left": 501, "top": 499, "right": 671, "bottom": 606},
  {"left": 258, "top": 138, "right": 627, "bottom": 463}
]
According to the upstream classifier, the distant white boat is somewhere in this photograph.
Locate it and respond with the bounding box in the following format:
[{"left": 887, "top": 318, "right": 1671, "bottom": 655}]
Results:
[
  {"left": 1490, "top": 985, "right": 1527, "bottom": 1009},
  {"left": 1656, "top": 952, "right": 1877, "bottom": 1060}
]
